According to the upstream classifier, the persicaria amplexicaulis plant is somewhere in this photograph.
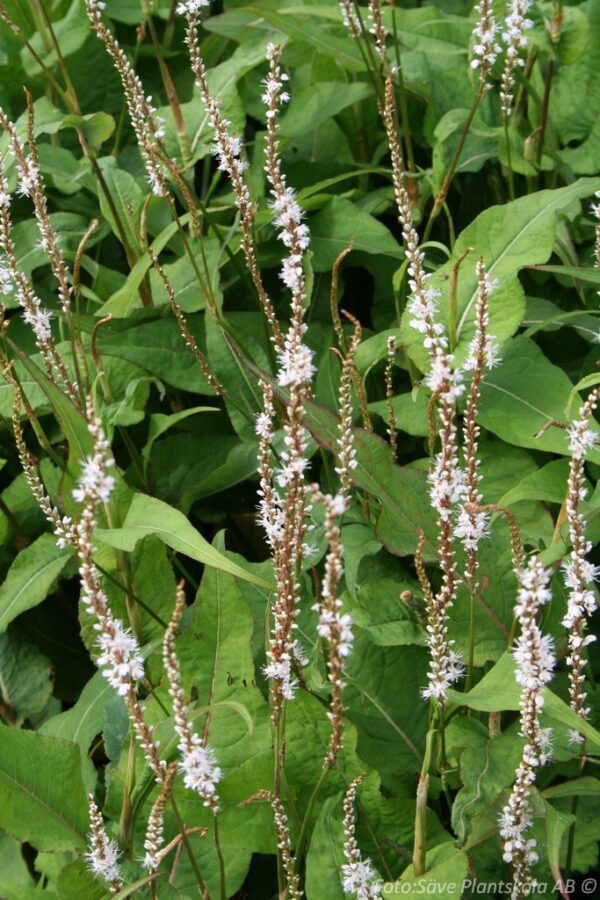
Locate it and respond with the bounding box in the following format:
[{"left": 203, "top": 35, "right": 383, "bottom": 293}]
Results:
[{"left": 0, "top": 2, "right": 599, "bottom": 899}]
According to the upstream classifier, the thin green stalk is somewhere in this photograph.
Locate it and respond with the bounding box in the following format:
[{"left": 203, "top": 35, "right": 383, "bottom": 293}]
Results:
[
  {"left": 536, "top": 58, "right": 555, "bottom": 170},
  {"left": 273, "top": 702, "right": 287, "bottom": 895},
  {"left": 213, "top": 816, "right": 227, "bottom": 900},
  {"left": 448, "top": 247, "right": 472, "bottom": 351},
  {"left": 294, "top": 764, "right": 330, "bottom": 871},
  {"left": 465, "top": 591, "right": 476, "bottom": 695},
  {"left": 389, "top": 0, "right": 416, "bottom": 175},
  {"left": 118, "top": 736, "right": 137, "bottom": 853},
  {"left": 503, "top": 116, "right": 515, "bottom": 201},
  {"left": 423, "top": 88, "right": 484, "bottom": 241},
  {"left": 143, "top": 4, "right": 192, "bottom": 168},
  {"left": 412, "top": 718, "right": 437, "bottom": 876},
  {"left": 170, "top": 796, "right": 210, "bottom": 897}
]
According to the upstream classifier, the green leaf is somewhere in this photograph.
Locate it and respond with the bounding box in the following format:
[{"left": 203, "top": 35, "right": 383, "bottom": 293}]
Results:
[
  {"left": 448, "top": 652, "right": 600, "bottom": 751},
  {"left": 279, "top": 82, "right": 373, "bottom": 138},
  {"left": 0, "top": 833, "right": 36, "bottom": 896},
  {"left": 526, "top": 264, "right": 600, "bottom": 285},
  {"left": 98, "top": 162, "right": 146, "bottom": 256},
  {"left": 60, "top": 112, "right": 115, "bottom": 150},
  {"left": 143, "top": 407, "right": 218, "bottom": 463},
  {"left": 402, "top": 179, "right": 600, "bottom": 367},
  {"left": 498, "top": 459, "right": 570, "bottom": 508},
  {"left": 345, "top": 578, "right": 423, "bottom": 646},
  {"left": 309, "top": 197, "right": 403, "bottom": 271},
  {"left": 543, "top": 777, "right": 600, "bottom": 800},
  {"left": 477, "top": 337, "right": 600, "bottom": 461},
  {"left": 305, "top": 794, "right": 346, "bottom": 900},
  {"left": 39, "top": 672, "right": 116, "bottom": 754},
  {"left": 392, "top": 841, "right": 469, "bottom": 893},
  {"left": 97, "top": 314, "right": 214, "bottom": 393},
  {"left": 0, "top": 730, "right": 88, "bottom": 851},
  {"left": 343, "top": 634, "right": 428, "bottom": 791},
  {"left": 446, "top": 718, "right": 522, "bottom": 843},
  {"left": 249, "top": 6, "right": 365, "bottom": 71},
  {"left": 0, "top": 533, "right": 71, "bottom": 633},
  {"left": 0, "top": 625, "right": 53, "bottom": 725},
  {"left": 95, "top": 494, "right": 271, "bottom": 588},
  {"left": 10, "top": 347, "right": 93, "bottom": 467},
  {"left": 543, "top": 800, "right": 575, "bottom": 890}
]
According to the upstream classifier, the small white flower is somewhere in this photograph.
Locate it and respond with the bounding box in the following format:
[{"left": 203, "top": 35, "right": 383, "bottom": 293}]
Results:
[
  {"left": 341, "top": 859, "right": 382, "bottom": 899},
  {"left": 176, "top": 0, "right": 210, "bottom": 14}
]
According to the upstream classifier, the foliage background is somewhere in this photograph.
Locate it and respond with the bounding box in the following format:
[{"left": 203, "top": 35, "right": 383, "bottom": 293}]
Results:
[{"left": 0, "top": 0, "right": 599, "bottom": 897}]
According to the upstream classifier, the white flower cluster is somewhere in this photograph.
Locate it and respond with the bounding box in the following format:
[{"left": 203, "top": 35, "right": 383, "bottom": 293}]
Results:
[
  {"left": 427, "top": 412, "right": 465, "bottom": 522},
  {"left": 455, "top": 505, "right": 489, "bottom": 551},
  {"left": 95, "top": 621, "right": 145, "bottom": 695},
  {"left": 22, "top": 294, "right": 52, "bottom": 343},
  {"left": 561, "top": 390, "right": 600, "bottom": 741},
  {"left": 421, "top": 642, "right": 465, "bottom": 702},
  {"left": 72, "top": 454, "right": 116, "bottom": 504},
  {"left": 503, "top": 0, "right": 533, "bottom": 57},
  {"left": 85, "top": 795, "right": 122, "bottom": 889},
  {"left": 408, "top": 282, "right": 446, "bottom": 351},
  {"left": 85, "top": 0, "right": 168, "bottom": 196},
  {"left": 72, "top": 414, "right": 116, "bottom": 505},
  {"left": 178, "top": 735, "right": 222, "bottom": 802},
  {"left": 176, "top": 0, "right": 210, "bottom": 14},
  {"left": 470, "top": 0, "right": 501, "bottom": 87},
  {"left": 276, "top": 326, "right": 316, "bottom": 387},
  {"left": 562, "top": 556, "right": 599, "bottom": 631},
  {"left": 341, "top": 777, "right": 382, "bottom": 900},
  {"left": 500, "top": 557, "right": 555, "bottom": 891},
  {"left": 424, "top": 348, "right": 465, "bottom": 403},
  {"left": 500, "top": 0, "right": 533, "bottom": 116},
  {"left": 463, "top": 274, "right": 500, "bottom": 372},
  {"left": 73, "top": 411, "right": 146, "bottom": 698},
  {"left": 339, "top": 0, "right": 363, "bottom": 38},
  {"left": 15, "top": 154, "right": 40, "bottom": 199},
  {"left": 341, "top": 860, "right": 383, "bottom": 900},
  {"left": 314, "top": 583, "right": 354, "bottom": 656},
  {"left": 263, "top": 640, "right": 308, "bottom": 701},
  {"left": 0, "top": 173, "right": 53, "bottom": 343},
  {"left": 567, "top": 417, "right": 598, "bottom": 461}
]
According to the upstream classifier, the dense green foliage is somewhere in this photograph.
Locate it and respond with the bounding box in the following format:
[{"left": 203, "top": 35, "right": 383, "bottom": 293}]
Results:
[{"left": 0, "top": 1, "right": 599, "bottom": 898}]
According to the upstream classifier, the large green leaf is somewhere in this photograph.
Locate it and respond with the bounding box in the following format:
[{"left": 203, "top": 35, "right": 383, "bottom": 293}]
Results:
[
  {"left": 0, "top": 534, "right": 72, "bottom": 633},
  {"left": 98, "top": 314, "right": 214, "bottom": 393},
  {"left": 448, "top": 652, "right": 600, "bottom": 751},
  {"left": 39, "top": 671, "right": 116, "bottom": 753},
  {"left": 401, "top": 179, "right": 600, "bottom": 367},
  {"left": 310, "top": 197, "right": 403, "bottom": 271},
  {"left": 477, "top": 337, "right": 600, "bottom": 461},
  {"left": 305, "top": 794, "right": 346, "bottom": 900},
  {"left": 391, "top": 841, "right": 469, "bottom": 893},
  {"left": 279, "top": 81, "right": 373, "bottom": 138},
  {"left": 95, "top": 493, "right": 271, "bottom": 588},
  {"left": 0, "top": 730, "right": 88, "bottom": 852},
  {"left": 0, "top": 626, "right": 54, "bottom": 725}
]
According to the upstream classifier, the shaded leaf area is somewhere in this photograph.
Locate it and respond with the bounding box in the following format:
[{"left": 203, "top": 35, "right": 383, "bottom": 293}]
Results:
[{"left": 0, "top": 0, "right": 599, "bottom": 896}]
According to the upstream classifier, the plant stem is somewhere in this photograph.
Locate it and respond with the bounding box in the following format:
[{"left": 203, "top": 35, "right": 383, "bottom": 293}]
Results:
[
  {"left": 503, "top": 116, "right": 515, "bottom": 201},
  {"left": 389, "top": 0, "right": 416, "bottom": 176},
  {"left": 423, "top": 89, "right": 483, "bottom": 242},
  {"left": 448, "top": 246, "right": 472, "bottom": 351},
  {"left": 294, "top": 763, "right": 330, "bottom": 870},
  {"left": 170, "top": 796, "right": 210, "bottom": 896},
  {"left": 213, "top": 816, "right": 227, "bottom": 900},
  {"left": 412, "top": 714, "right": 437, "bottom": 875},
  {"left": 536, "top": 58, "right": 554, "bottom": 169}
]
